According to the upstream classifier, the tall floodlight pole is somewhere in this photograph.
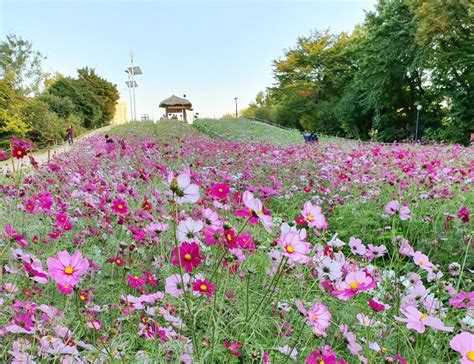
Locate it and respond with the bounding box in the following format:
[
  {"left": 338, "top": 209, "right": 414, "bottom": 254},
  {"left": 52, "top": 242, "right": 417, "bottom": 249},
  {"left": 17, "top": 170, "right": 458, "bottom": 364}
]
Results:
[
  {"left": 234, "top": 97, "right": 238, "bottom": 118},
  {"left": 125, "top": 52, "right": 142, "bottom": 122},
  {"left": 130, "top": 52, "right": 137, "bottom": 121},
  {"left": 126, "top": 75, "right": 133, "bottom": 122},
  {"left": 415, "top": 104, "right": 422, "bottom": 142}
]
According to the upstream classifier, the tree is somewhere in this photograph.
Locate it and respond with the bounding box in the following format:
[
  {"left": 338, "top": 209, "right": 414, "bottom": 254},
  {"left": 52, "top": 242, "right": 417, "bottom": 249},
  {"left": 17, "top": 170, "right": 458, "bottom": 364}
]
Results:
[
  {"left": 77, "top": 67, "right": 119, "bottom": 127},
  {"left": 0, "top": 79, "right": 29, "bottom": 142},
  {"left": 0, "top": 34, "right": 45, "bottom": 96}
]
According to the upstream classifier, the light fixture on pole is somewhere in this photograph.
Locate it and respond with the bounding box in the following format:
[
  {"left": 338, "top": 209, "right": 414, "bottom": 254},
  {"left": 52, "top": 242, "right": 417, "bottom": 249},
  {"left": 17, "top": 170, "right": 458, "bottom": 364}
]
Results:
[
  {"left": 234, "top": 97, "right": 238, "bottom": 119},
  {"left": 125, "top": 52, "right": 142, "bottom": 121},
  {"left": 415, "top": 103, "right": 422, "bottom": 142}
]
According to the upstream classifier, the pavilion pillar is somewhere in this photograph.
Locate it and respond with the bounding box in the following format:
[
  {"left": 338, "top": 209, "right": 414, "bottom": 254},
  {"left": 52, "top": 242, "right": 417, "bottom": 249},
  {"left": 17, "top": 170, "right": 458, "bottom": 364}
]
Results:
[{"left": 183, "top": 109, "right": 187, "bottom": 122}]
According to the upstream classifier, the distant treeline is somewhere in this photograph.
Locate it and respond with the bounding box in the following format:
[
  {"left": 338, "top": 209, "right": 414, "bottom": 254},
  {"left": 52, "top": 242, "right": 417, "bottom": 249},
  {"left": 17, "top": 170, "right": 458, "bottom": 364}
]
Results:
[
  {"left": 0, "top": 34, "right": 119, "bottom": 152},
  {"left": 241, "top": 0, "right": 472, "bottom": 144}
]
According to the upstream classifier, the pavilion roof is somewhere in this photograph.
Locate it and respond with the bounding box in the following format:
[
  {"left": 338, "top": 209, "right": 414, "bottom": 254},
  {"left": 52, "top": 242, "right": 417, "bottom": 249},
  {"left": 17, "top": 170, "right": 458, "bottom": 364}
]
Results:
[{"left": 159, "top": 95, "right": 192, "bottom": 108}]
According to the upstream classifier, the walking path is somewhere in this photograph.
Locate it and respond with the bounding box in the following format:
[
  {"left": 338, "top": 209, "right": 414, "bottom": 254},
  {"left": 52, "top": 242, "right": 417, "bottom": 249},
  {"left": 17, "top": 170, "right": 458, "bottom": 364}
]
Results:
[{"left": 0, "top": 125, "right": 113, "bottom": 174}]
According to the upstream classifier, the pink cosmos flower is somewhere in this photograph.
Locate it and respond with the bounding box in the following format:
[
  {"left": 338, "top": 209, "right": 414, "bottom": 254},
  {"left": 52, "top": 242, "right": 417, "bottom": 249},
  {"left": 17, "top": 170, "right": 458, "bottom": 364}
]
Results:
[
  {"left": 4, "top": 225, "right": 28, "bottom": 248},
  {"left": 307, "top": 302, "right": 331, "bottom": 336},
  {"left": 450, "top": 331, "right": 474, "bottom": 363},
  {"left": 126, "top": 274, "right": 147, "bottom": 289},
  {"left": 394, "top": 305, "right": 453, "bottom": 333},
  {"left": 202, "top": 208, "right": 222, "bottom": 229},
  {"left": 279, "top": 231, "right": 311, "bottom": 264},
  {"left": 236, "top": 191, "right": 273, "bottom": 233},
  {"left": 23, "top": 261, "right": 48, "bottom": 284},
  {"left": 111, "top": 198, "right": 129, "bottom": 215},
  {"left": 144, "top": 271, "right": 158, "bottom": 286},
  {"left": 385, "top": 200, "right": 400, "bottom": 215},
  {"left": 457, "top": 206, "right": 470, "bottom": 224},
  {"left": 7, "top": 312, "right": 35, "bottom": 334},
  {"left": 192, "top": 278, "right": 215, "bottom": 298},
  {"left": 10, "top": 137, "right": 31, "bottom": 159},
  {"left": 412, "top": 251, "right": 434, "bottom": 272},
  {"left": 204, "top": 226, "right": 223, "bottom": 245},
  {"left": 236, "top": 232, "right": 254, "bottom": 252},
  {"left": 348, "top": 237, "right": 366, "bottom": 256},
  {"left": 210, "top": 182, "right": 230, "bottom": 200},
  {"left": 165, "top": 273, "right": 191, "bottom": 297},
  {"left": 168, "top": 172, "right": 200, "bottom": 205},
  {"left": 385, "top": 200, "right": 410, "bottom": 220},
  {"left": 223, "top": 340, "right": 242, "bottom": 357},
  {"left": 332, "top": 270, "right": 375, "bottom": 301},
  {"left": 449, "top": 291, "right": 474, "bottom": 309},
  {"left": 300, "top": 201, "right": 327, "bottom": 229},
  {"left": 296, "top": 300, "right": 331, "bottom": 336},
  {"left": 47, "top": 250, "right": 89, "bottom": 288},
  {"left": 171, "top": 242, "right": 203, "bottom": 273},
  {"left": 368, "top": 298, "right": 388, "bottom": 312},
  {"left": 366, "top": 244, "right": 387, "bottom": 259},
  {"left": 306, "top": 346, "right": 346, "bottom": 364},
  {"left": 177, "top": 217, "right": 204, "bottom": 243},
  {"left": 57, "top": 283, "right": 73, "bottom": 295}
]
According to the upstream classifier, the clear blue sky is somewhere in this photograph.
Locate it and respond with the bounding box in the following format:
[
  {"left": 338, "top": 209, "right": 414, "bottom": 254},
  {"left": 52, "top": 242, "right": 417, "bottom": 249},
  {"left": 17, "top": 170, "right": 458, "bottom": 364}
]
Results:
[{"left": 1, "top": 0, "right": 376, "bottom": 119}]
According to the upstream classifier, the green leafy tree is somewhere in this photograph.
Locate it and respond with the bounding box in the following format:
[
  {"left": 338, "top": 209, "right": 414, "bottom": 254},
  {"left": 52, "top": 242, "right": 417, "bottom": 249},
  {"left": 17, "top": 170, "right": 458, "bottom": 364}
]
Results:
[
  {"left": 77, "top": 67, "right": 119, "bottom": 127},
  {"left": 0, "top": 34, "right": 45, "bottom": 96},
  {"left": 0, "top": 79, "right": 29, "bottom": 142}
]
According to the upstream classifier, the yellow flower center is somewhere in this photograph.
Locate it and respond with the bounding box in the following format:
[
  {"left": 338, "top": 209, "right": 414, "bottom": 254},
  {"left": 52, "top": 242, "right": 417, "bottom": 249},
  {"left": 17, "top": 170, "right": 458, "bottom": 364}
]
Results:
[
  {"left": 184, "top": 253, "right": 192, "bottom": 261},
  {"left": 200, "top": 284, "right": 208, "bottom": 291},
  {"left": 115, "top": 259, "right": 121, "bottom": 264},
  {"left": 218, "top": 188, "right": 223, "bottom": 193},
  {"left": 133, "top": 275, "right": 138, "bottom": 280},
  {"left": 418, "top": 259, "right": 425, "bottom": 266},
  {"left": 227, "top": 234, "right": 233, "bottom": 241},
  {"left": 16, "top": 150, "right": 23, "bottom": 156},
  {"left": 319, "top": 360, "right": 325, "bottom": 364},
  {"left": 117, "top": 204, "right": 123, "bottom": 210},
  {"left": 64, "top": 266, "right": 74, "bottom": 275},
  {"left": 466, "top": 352, "right": 474, "bottom": 361},
  {"left": 80, "top": 294, "right": 86, "bottom": 301},
  {"left": 306, "top": 214, "right": 313, "bottom": 221},
  {"left": 419, "top": 313, "right": 428, "bottom": 321},
  {"left": 257, "top": 209, "right": 263, "bottom": 215},
  {"left": 286, "top": 245, "right": 294, "bottom": 253},
  {"left": 349, "top": 281, "right": 360, "bottom": 290}
]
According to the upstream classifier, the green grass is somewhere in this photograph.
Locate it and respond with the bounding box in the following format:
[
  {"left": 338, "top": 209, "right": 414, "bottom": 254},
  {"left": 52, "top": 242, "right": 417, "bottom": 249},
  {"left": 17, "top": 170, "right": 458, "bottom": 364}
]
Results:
[{"left": 193, "top": 118, "right": 303, "bottom": 145}]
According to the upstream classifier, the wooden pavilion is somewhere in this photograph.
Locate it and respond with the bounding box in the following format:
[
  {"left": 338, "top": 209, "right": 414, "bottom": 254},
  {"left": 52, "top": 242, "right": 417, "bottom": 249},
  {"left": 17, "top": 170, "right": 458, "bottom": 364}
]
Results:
[{"left": 159, "top": 95, "right": 193, "bottom": 122}]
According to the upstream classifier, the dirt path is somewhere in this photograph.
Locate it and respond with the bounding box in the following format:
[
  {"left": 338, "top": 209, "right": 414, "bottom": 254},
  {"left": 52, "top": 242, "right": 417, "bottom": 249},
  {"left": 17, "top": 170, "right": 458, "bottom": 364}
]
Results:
[{"left": 0, "top": 125, "right": 113, "bottom": 174}]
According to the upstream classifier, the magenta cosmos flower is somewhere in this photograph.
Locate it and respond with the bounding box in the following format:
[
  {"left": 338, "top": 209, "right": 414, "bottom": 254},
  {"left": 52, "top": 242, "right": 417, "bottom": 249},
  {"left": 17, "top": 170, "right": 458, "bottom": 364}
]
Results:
[
  {"left": 457, "top": 206, "right": 470, "bottom": 224},
  {"left": 450, "top": 331, "right": 474, "bottom": 363},
  {"left": 111, "top": 198, "right": 129, "bottom": 215},
  {"left": 193, "top": 278, "right": 216, "bottom": 298},
  {"left": 210, "top": 182, "right": 230, "bottom": 200},
  {"left": 171, "top": 242, "right": 203, "bottom": 273},
  {"left": 449, "top": 291, "right": 474, "bottom": 309},
  {"left": 306, "top": 346, "right": 346, "bottom": 364},
  {"left": 47, "top": 251, "right": 89, "bottom": 287}
]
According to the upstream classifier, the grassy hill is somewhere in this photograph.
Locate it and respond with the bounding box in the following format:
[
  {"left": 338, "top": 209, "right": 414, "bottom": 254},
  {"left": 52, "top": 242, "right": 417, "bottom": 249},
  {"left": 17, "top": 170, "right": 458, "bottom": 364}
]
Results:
[{"left": 193, "top": 118, "right": 303, "bottom": 145}]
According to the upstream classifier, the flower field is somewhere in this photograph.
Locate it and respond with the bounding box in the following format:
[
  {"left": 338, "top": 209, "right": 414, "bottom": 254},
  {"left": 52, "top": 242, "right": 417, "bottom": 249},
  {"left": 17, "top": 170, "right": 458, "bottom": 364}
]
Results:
[{"left": 0, "top": 120, "right": 473, "bottom": 363}]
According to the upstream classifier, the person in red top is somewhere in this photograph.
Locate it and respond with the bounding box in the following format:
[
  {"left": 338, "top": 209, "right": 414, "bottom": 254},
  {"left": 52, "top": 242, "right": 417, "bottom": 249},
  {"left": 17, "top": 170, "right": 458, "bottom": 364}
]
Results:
[{"left": 66, "top": 126, "right": 74, "bottom": 145}]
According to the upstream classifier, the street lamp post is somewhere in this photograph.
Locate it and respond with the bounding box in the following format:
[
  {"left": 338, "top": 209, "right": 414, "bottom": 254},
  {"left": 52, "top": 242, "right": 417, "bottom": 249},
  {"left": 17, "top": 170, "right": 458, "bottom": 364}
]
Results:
[
  {"left": 415, "top": 104, "right": 422, "bottom": 142},
  {"left": 234, "top": 97, "right": 238, "bottom": 119}
]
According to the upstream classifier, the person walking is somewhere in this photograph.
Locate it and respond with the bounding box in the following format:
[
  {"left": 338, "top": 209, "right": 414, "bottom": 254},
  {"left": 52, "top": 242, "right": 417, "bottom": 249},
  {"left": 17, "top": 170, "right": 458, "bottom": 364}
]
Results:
[{"left": 66, "top": 126, "right": 74, "bottom": 145}]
